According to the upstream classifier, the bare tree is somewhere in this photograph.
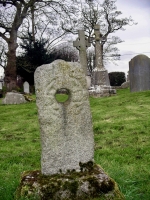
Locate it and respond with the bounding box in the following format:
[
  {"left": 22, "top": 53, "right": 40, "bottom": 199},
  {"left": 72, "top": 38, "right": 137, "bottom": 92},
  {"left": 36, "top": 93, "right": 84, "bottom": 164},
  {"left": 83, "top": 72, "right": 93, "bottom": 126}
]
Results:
[
  {"left": 0, "top": 0, "right": 77, "bottom": 91},
  {"left": 0, "top": 38, "right": 7, "bottom": 70},
  {"left": 62, "top": 0, "right": 136, "bottom": 70}
]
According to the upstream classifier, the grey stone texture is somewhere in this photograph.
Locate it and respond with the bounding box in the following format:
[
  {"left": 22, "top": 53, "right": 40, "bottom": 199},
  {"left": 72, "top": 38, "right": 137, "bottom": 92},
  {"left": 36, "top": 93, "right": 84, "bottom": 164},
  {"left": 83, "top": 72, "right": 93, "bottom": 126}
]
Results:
[
  {"left": 23, "top": 81, "right": 30, "bottom": 93},
  {"left": 2, "top": 92, "right": 26, "bottom": 104},
  {"left": 92, "top": 69, "right": 110, "bottom": 86},
  {"left": 16, "top": 164, "right": 124, "bottom": 200},
  {"left": 129, "top": 54, "right": 150, "bottom": 92},
  {"left": 94, "top": 24, "right": 104, "bottom": 71},
  {"left": 73, "top": 30, "right": 90, "bottom": 75},
  {"left": 92, "top": 25, "right": 110, "bottom": 86},
  {"left": 34, "top": 60, "right": 94, "bottom": 175},
  {"left": 121, "top": 81, "right": 130, "bottom": 89},
  {"left": 0, "top": 82, "right": 2, "bottom": 90},
  {"left": 89, "top": 85, "right": 116, "bottom": 97}
]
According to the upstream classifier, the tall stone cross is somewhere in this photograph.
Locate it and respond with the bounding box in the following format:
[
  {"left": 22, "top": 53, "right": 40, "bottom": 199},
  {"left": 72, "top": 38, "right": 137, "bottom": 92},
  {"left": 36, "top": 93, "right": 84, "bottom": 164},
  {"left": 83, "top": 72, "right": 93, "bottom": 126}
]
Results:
[
  {"left": 73, "top": 30, "right": 91, "bottom": 75},
  {"left": 94, "top": 24, "right": 104, "bottom": 70},
  {"left": 92, "top": 24, "right": 110, "bottom": 86}
]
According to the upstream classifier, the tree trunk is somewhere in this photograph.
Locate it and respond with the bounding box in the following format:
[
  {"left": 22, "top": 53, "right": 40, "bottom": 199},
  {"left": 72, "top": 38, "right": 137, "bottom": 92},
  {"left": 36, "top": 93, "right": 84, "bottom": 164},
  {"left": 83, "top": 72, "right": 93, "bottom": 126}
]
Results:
[{"left": 4, "top": 40, "right": 18, "bottom": 91}]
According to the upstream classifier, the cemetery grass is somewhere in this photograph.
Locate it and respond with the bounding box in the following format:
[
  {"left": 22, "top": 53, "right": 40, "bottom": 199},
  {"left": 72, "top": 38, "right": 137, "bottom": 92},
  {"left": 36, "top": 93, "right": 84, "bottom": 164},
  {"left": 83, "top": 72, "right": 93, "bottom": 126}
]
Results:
[
  {"left": 0, "top": 89, "right": 149, "bottom": 200},
  {"left": 90, "top": 89, "right": 150, "bottom": 200}
]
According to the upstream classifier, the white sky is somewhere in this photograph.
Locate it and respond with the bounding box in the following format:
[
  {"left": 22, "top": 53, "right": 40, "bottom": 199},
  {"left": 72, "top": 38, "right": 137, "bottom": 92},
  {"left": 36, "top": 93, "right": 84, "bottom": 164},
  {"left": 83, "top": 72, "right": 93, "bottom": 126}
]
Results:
[
  {"left": 105, "top": 0, "right": 150, "bottom": 76},
  {"left": 0, "top": 0, "right": 150, "bottom": 77}
]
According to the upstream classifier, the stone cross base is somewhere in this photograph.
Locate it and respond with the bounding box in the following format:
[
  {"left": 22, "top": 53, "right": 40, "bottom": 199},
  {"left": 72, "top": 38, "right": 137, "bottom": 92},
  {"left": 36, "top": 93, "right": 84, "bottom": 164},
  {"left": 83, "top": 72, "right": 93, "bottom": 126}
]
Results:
[
  {"left": 89, "top": 85, "right": 116, "bottom": 97},
  {"left": 92, "top": 69, "right": 110, "bottom": 86},
  {"left": 16, "top": 163, "right": 124, "bottom": 200}
]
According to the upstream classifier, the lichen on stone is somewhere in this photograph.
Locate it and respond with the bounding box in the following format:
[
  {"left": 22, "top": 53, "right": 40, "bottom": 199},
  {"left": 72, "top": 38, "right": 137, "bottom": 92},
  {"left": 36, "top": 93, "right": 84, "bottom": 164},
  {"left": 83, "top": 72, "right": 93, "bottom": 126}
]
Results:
[{"left": 15, "top": 163, "right": 124, "bottom": 200}]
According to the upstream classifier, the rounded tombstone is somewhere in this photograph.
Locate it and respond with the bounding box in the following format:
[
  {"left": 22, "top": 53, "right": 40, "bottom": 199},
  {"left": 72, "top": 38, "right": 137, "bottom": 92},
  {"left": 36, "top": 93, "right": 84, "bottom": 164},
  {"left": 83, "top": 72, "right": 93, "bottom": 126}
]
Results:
[{"left": 129, "top": 54, "right": 150, "bottom": 92}]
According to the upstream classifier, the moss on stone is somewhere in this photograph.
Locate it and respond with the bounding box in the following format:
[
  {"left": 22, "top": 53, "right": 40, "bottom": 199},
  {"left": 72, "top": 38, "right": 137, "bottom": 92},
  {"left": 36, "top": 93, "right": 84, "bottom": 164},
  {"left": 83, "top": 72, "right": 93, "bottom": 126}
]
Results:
[{"left": 15, "top": 163, "right": 124, "bottom": 200}]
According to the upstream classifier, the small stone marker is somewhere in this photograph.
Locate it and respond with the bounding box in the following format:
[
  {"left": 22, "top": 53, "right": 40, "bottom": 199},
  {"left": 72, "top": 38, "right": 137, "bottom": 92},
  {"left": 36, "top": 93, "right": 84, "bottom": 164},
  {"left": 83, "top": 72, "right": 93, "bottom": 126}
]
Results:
[
  {"left": 73, "top": 30, "right": 91, "bottom": 75},
  {"left": 129, "top": 54, "right": 150, "bottom": 92},
  {"left": 0, "top": 82, "right": 2, "bottom": 90},
  {"left": 2, "top": 92, "right": 26, "bottom": 104},
  {"left": 23, "top": 81, "right": 30, "bottom": 94},
  {"left": 34, "top": 60, "right": 94, "bottom": 175}
]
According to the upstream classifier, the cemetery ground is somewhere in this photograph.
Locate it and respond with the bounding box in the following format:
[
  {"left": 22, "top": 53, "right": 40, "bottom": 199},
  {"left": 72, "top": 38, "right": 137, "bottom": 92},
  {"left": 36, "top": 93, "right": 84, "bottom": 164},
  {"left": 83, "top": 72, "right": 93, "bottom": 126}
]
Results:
[{"left": 0, "top": 89, "right": 150, "bottom": 200}]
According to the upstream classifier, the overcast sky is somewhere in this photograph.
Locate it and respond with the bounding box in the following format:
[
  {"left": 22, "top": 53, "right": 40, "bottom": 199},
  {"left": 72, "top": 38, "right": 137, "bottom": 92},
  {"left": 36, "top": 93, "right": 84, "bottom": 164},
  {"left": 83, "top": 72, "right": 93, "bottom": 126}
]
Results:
[
  {"left": 0, "top": 0, "right": 150, "bottom": 77},
  {"left": 105, "top": 0, "right": 150, "bottom": 76}
]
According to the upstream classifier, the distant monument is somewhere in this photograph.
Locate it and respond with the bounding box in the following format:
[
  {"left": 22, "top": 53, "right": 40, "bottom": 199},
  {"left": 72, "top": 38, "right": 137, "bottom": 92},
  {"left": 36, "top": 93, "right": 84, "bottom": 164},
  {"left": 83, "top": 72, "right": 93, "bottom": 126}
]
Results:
[
  {"left": 129, "top": 54, "right": 150, "bottom": 92},
  {"left": 92, "top": 24, "right": 110, "bottom": 86},
  {"left": 89, "top": 25, "right": 116, "bottom": 97},
  {"left": 73, "top": 30, "right": 91, "bottom": 88}
]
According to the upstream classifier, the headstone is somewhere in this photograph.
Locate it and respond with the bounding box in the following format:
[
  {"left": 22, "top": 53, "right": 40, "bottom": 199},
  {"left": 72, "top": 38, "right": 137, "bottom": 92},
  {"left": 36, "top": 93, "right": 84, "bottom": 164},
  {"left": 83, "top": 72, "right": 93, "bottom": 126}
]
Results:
[
  {"left": 129, "top": 54, "right": 150, "bottom": 92},
  {"left": 2, "top": 92, "right": 26, "bottom": 104},
  {"left": 121, "top": 81, "right": 129, "bottom": 89},
  {"left": 0, "top": 82, "right": 2, "bottom": 90},
  {"left": 73, "top": 30, "right": 91, "bottom": 75},
  {"left": 34, "top": 60, "right": 94, "bottom": 175},
  {"left": 23, "top": 81, "right": 30, "bottom": 93},
  {"left": 92, "top": 24, "right": 110, "bottom": 86},
  {"left": 127, "top": 71, "right": 129, "bottom": 82}
]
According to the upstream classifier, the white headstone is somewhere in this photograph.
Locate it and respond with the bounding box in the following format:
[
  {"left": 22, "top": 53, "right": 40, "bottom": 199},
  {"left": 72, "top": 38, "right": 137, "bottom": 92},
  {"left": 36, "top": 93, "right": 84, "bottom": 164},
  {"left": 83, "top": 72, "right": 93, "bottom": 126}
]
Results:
[
  {"left": 23, "top": 81, "right": 30, "bottom": 93},
  {"left": 0, "top": 82, "right": 2, "bottom": 90}
]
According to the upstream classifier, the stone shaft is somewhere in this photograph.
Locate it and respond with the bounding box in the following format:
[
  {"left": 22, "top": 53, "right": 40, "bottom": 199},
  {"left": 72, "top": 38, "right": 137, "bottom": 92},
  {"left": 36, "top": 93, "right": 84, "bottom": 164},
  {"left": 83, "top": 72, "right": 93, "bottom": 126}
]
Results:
[
  {"left": 73, "top": 30, "right": 90, "bottom": 75},
  {"left": 34, "top": 60, "right": 94, "bottom": 175},
  {"left": 94, "top": 24, "right": 103, "bottom": 70}
]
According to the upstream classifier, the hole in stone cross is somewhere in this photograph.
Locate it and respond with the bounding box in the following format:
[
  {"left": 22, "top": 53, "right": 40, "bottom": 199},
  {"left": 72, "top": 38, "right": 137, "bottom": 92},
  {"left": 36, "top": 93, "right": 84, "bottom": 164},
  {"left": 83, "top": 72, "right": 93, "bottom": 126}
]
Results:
[{"left": 55, "top": 88, "right": 70, "bottom": 103}]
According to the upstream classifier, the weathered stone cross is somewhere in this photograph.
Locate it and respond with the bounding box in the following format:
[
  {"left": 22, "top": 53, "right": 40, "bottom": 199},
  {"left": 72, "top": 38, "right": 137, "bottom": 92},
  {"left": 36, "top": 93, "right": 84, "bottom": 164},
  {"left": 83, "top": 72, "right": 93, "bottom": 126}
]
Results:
[
  {"left": 94, "top": 24, "right": 104, "bottom": 70},
  {"left": 73, "top": 30, "right": 91, "bottom": 75}
]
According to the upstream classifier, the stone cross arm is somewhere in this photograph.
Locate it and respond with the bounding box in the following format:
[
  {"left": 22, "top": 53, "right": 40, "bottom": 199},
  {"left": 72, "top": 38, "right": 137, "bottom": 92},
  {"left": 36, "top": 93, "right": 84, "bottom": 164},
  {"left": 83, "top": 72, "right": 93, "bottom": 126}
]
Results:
[{"left": 73, "top": 30, "right": 91, "bottom": 51}]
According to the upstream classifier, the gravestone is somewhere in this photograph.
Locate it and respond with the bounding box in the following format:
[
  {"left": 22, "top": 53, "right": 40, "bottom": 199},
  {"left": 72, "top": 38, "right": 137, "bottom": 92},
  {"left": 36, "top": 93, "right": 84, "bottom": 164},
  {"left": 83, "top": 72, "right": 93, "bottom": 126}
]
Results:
[
  {"left": 23, "top": 81, "right": 30, "bottom": 93},
  {"left": 92, "top": 24, "right": 110, "bottom": 86},
  {"left": 34, "top": 60, "right": 94, "bottom": 175},
  {"left": 89, "top": 25, "right": 115, "bottom": 97},
  {"left": 121, "top": 81, "right": 129, "bottom": 89},
  {"left": 0, "top": 82, "right": 2, "bottom": 90},
  {"left": 129, "top": 54, "right": 150, "bottom": 92},
  {"left": 16, "top": 59, "right": 124, "bottom": 200},
  {"left": 73, "top": 30, "right": 91, "bottom": 75},
  {"left": 2, "top": 92, "right": 26, "bottom": 104}
]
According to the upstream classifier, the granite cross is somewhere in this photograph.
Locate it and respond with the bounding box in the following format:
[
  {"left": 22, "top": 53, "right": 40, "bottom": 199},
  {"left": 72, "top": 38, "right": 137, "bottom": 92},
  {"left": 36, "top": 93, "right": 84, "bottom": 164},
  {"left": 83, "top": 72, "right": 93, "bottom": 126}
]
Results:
[
  {"left": 73, "top": 30, "right": 91, "bottom": 75},
  {"left": 94, "top": 24, "right": 104, "bottom": 70}
]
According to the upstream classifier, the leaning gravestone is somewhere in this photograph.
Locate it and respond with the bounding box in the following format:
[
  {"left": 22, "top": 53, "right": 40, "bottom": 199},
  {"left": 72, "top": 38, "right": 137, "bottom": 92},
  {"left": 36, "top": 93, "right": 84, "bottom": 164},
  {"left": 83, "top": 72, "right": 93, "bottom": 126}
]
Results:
[
  {"left": 16, "top": 60, "right": 124, "bottom": 200},
  {"left": 129, "top": 54, "right": 150, "bottom": 92},
  {"left": 23, "top": 81, "right": 30, "bottom": 94},
  {"left": 34, "top": 59, "right": 94, "bottom": 175}
]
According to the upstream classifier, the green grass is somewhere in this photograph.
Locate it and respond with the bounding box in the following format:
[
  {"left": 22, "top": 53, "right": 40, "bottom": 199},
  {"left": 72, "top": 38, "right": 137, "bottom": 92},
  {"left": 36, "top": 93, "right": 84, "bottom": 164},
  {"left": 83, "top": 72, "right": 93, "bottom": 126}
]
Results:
[
  {"left": 91, "top": 89, "right": 150, "bottom": 200},
  {"left": 0, "top": 89, "right": 150, "bottom": 199},
  {"left": 55, "top": 93, "right": 69, "bottom": 103}
]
